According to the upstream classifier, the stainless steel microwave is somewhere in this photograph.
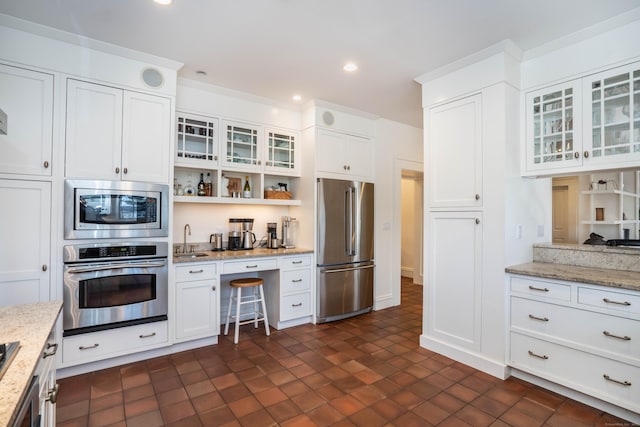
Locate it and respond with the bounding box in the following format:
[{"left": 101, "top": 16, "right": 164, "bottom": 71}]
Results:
[{"left": 64, "top": 180, "right": 168, "bottom": 239}]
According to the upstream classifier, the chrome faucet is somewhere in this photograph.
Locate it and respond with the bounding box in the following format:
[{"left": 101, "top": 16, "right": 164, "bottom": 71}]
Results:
[{"left": 183, "top": 223, "right": 191, "bottom": 254}]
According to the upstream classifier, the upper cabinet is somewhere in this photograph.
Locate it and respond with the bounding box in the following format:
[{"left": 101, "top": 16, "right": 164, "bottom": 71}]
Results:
[
  {"left": 316, "top": 128, "right": 373, "bottom": 181},
  {"left": 264, "top": 127, "right": 299, "bottom": 176},
  {"left": 221, "top": 120, "right": 262, "bottom": 172},
  {"left": 65, "top": 79, "right": 172, "bottom": 184},
  {"left": 427, "top": 94, "right": 482, "bottom": 208},
  {"left": 524, "top": 61, "right": 640, "bottom": 176},
  {"left": 0, "top": 63, "right": 54, "bottom": 177},
  {"left": 175, "top": 112, "right": 219, "bottom": 168}
]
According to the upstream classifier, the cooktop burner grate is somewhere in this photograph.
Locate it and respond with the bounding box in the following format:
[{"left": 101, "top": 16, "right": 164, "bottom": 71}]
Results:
[{"left": 0, "top": 341, "right": 20, "bottom": 381}]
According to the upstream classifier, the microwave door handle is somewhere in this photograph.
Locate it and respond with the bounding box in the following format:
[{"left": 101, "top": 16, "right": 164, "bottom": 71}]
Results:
[{"left": 67, "top": 261, "right": 166, "bottom": 274}]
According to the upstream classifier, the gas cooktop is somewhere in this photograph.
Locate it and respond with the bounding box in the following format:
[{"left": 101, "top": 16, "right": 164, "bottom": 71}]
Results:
[{"left": 0, "top": 341, "right": 20, "bottom": 381}]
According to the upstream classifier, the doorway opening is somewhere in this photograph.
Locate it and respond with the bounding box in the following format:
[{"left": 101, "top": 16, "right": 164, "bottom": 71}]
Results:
[{"left": 552, "top": 176, "right": 579, "bottom": 244}]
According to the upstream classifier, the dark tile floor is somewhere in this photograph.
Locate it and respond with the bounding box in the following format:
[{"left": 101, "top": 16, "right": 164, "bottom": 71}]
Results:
[{"left": 57, "top": 278, "right": 630, "bottom": 426}]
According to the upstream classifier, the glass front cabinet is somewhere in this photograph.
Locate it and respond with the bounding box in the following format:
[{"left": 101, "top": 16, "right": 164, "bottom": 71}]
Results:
[
  {"left": 264, "top": 127, "right": 299, "bottom": 176},
  {"left": 524, "top": 61, "right": 640, "bottom": 175},
  {"left": 222, "top": 120, "right": 262, "bottom": 171},
  {"left": 175, "top": 112, "right": 219, "bottom": 168}
]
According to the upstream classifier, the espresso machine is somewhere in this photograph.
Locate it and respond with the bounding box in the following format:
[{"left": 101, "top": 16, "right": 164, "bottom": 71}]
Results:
[{"left": 267, "top": 222, "right": 278, "bottom": 249}]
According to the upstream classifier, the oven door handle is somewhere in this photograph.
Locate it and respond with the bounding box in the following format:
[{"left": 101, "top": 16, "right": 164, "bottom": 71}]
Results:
[{"left": 66, "top": 261, "right": 166, "bottom": 274}]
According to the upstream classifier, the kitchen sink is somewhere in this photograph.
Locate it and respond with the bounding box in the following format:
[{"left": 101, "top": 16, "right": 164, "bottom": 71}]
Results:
[{"left": 175, "top": 253, "right": 209, "bottom": 259}]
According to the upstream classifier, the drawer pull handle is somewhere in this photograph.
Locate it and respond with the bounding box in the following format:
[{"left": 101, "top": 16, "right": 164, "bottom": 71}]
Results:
[
  {"left": 139, "top": 332, "right": 156, "bottom": 339},
  {"left": 292, "top": 302, "right": 303, "bottom": 307},
  {"left": 603, "top": 331, "right": 631, "bottom": 341},
  {"left": 246, "top": 265, "right": 258, "bottom": 268},
  {"left": 189, "top": 269, "right": 204, "bottom": 274},
  {"left": 603, "top": 298, "right": 631, "bottom": 306},
  {"left": 292, "top": 279, "right": 303, "bottom": 283},
  {"left": 603, "top": 374, "right": 631, "bottom": 386},
  {"left": 528, "top": 285, "right": 549, "bottom": 292},
  {"left": 528, "top": 314, "right": 549, "bottom": 322},
  {"left": 43, "top": 343, "right": 58, "bottom": 358},
  {"left": 527, "top": 350, "right": 548, "bottom": 360},
  {"left": 79, "top": 344, "right": 99, "bottom": 350},
  {"left": 292, "top": 260, "right": 303, "bottom": 264}
]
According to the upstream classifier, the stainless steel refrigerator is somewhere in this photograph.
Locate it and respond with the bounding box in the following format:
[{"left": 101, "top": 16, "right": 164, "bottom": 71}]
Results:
[{"left": 316, "top": 178, "right": 374, "bottom": 323}]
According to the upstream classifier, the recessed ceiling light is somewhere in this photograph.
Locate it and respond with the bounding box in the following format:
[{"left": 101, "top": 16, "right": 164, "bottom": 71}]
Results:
[
  {"left": 154, "top": 0, "right": 173, "bottom": 5},
  {"left": 195, "top": 70, "right": 207, "bottom": 76},
  {"left": 343, "top": 62, "right": 358, "bottom": 72},
  {"left": 292, "top": 94, "right": 302, "bottom": 102}
]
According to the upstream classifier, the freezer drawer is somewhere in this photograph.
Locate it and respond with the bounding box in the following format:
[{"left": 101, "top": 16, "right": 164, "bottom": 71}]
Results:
[{"left": 317, "top": 263, "right": 374, "bottom": 323}]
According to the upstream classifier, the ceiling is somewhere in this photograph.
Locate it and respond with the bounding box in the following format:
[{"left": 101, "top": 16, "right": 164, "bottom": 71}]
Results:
[{"left": 1, "top": 1, "right": 639, "bottom": 128}]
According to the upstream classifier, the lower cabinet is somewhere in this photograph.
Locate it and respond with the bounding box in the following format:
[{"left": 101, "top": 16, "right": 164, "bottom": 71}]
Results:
[
  {"left": 265, "top": 255, "right": 313, "bottom": 329},
  {"left": 38, "top": 322, "right": 59, "bottom": 427},
  {"left": 175, "top": 263, "right": 219, "bottom": 341},
  {"left": 62, "top": 321, "right": 168, "bottom": 365},
  {"left": 508, "top": 274, "right": 640, "bottom": 413}
]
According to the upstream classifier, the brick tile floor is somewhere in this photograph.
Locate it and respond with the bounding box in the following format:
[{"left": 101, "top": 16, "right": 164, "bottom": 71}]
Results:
[{"left": 56, "top": 278, "right": 630, "bottom": 426}]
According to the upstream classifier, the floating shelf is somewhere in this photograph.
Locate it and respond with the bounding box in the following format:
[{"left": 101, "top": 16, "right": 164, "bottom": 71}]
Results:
[{"left": 173, "top": 195, "right": 301, "bottom": 206}]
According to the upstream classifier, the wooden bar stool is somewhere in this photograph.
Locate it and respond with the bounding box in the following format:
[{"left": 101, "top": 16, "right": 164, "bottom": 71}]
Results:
[{"left": 224, "top": 277, "right": 270, "bottom": 344}]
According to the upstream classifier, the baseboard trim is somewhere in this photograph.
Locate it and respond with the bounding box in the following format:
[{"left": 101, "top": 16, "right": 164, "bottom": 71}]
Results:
[
  {"left": 375, "top": 293, "right": 394, "bottom": 310},
  {"left": 420, "top": 334, "right": 509, "bottom": 380}
]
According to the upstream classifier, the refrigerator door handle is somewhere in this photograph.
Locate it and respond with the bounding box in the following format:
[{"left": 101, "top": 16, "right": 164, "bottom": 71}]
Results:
[
  {"left": 346, "top": 186, "right": 356, "bottom": 256},
  {"left": 322, "top": 264, "right": 375, "bottom": 274}
]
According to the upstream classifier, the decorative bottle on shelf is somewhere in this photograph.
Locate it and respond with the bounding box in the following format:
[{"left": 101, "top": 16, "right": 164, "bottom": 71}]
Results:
[
  {"left": 205, "top": 173, "right": 212, "bottom": 197},
  {"left": 243, "top": 176, "right": 251, "bottom": 198},
  {"left": 197, "top": 173, "right": 206, "bottom": 196}
]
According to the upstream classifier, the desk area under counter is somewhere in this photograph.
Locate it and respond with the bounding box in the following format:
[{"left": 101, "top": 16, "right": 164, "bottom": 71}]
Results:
[{"left": 173, "top": 248, "right": 314, "bottom": 342}]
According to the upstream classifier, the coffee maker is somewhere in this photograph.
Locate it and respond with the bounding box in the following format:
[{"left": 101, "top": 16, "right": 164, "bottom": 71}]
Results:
[
  {"left": 228, "top": 219, "right": 242, "bottom": 251},
  {"left": 241, "top": 218, "right": 256, "bottom": 249},
  {"left": 267, "top": 222, "right": 278, "bottom": 249}
]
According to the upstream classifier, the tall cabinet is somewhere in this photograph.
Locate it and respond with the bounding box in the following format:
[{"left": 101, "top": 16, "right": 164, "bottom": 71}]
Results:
[{"left": 417, "top": 47, "right": 532, "bottom": 378}]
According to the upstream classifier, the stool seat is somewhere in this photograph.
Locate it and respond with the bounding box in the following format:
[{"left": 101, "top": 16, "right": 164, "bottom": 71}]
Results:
[
  {"left": 224, "top": 277, "right": 270, "bottom": 344},
  {"left": 230, "top": 278, "right": 264, "bottom": 288}
]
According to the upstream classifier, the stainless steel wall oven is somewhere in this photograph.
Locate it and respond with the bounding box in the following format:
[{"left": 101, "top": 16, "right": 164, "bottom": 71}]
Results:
[
  {"left": 63, "top": 242, "right": 168, "bottom": 336},
  {"left": 64, "top": 179, "right": 169, "bottom": 239}
]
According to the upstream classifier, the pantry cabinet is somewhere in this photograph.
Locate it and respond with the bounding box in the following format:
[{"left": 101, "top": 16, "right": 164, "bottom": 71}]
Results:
[
  {"left": 0, "top": 179, "right": 50, "bottom": 307},
  {"left": 315, "top": 128, "right": 373, "bottom": 181},
  {"left": 0, "top": 63, "right": 54, "bottom": 176},
  {"left": 175, "top": 263, "right": 219, "bottom": 341},
  {"left": 524, "top": 61, "right": 640, "bottom": 175},
  {"left": 65, "top": 79, "right": 171, "bottom": 183}
]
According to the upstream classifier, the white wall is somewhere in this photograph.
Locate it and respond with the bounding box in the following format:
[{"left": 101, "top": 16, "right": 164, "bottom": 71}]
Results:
[{"left": 374, "top": 118, "right": 423, "bottom": 309}]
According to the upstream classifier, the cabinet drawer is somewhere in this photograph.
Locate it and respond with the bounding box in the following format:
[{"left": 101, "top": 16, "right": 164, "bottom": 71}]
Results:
[
  {"left": 281, "top": 269, "right": 311, "bottom": 293},
  {"left": 511, "top": 297, "right": 640, "bottom": 363},
  {"left": 176, "top": 263, "right": 217, "bottom": 281},
  {"left": 63, "top": 321, "right": 168, "bottom": 365},
  {"left": 510, "top": 276, "right": 571, "bottom": 301},
  {"left": 280, "top": 255, "right": 312, "bottom": 269},
  {"left": 280, "top": 292, "right": 312, "bottom": 321},
  {"left": 578, "top": 287, "right": 640, "bottom": 316},
  {"left": 510, "top": 332, "right": 639, "bottom": 412},
  {"left": 222, "top": 258, "right": 277, "bottom": 274}
]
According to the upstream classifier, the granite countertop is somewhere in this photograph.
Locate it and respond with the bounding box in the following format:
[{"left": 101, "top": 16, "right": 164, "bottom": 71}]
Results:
[
  {"left": 506, "top": 262, "right": 640, "bottom": 292},
  {"left": 173, "top": 247, "right": 313, "bottom": 263},
  {"left": 0, "top": 301, "right": 62, "bottom": 427}
]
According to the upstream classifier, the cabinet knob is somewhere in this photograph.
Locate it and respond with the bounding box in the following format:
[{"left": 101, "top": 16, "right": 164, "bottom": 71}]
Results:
[
  {"left": 343, "top": 165, "right": 347, "bottom": 170},
  {"left": 475, "top": 194, "right": 480, "bottom": 200},
  {"left": 212, "top": 285, "right": 216, "bottom": 291},
  {"left": 475, "top": 218, "right": 480, "bottom": 225},
  {"left": 574, "top": 152, "right": 580, "bottom": 159},
  {"left": 583, "top": 151, "right": 590, "bottom": 158},
  {"left": 123, "top": 167, "right": 128, "bottom": 174},
  {"left": 43, "top": 161, "right": 49, "bottom": 168},
  {"left": 115, "top": 167, "right": 120, "bottom": 174},
  {"left": 42, "top": 265, "right": 47, "bottom": 272},
  {"left": 347, "top": 165, "right": 351, "bottom": 171},
  {"left": 258, "top": 160, "right": 261, "bottom": 166}
]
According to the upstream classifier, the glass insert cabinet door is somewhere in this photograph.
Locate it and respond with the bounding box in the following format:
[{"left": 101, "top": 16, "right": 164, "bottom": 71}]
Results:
[
  {"left": 526, "top": 81, "right": 581, "bottom": 171},
  {"left": 175, "top": 113, "right": 218, "bottom": 165},
  {"left": 587, "top": 65, "right": 640, "bottom": 161},
  {"left": 266, "top": 130, "right": 296, "bottom": 171},
  {"left": 224, "top": 122, "right": 260, "bottom": 168}
]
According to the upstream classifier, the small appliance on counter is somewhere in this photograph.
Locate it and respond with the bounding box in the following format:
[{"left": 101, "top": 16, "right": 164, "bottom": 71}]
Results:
[
  {"left": 210, "top": 233, "right": 224, "bottom": 251},
  {"left": 228, "top": 219, "right": 243, "bottom": 251},
  {"left": 281, "top": 216, "right": 297, "bottom": 249},
  {"left": 267, "top": 222, "right": 279, "bottom": 249},
  {"left": 241, "top": 218, "right": 256, "bottom": 249}
]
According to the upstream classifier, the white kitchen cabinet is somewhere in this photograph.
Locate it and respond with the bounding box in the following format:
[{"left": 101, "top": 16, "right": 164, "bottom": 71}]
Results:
[
  {"left": 221, "top": 120, "right": 262, "bottom": 171},
  {"left": 427, "top": 94, "right": 482, "bottom": 208},
  {"left": 264, "top": 127, "right": 300, "bottom": 176},
  {"left": 65, "top": 79, "right": 171, "bottom": 183},
  {"left": 264, "top": 254, "right": 313, "bottom": 329},
  {"left": 175, "top": 111, "right": 219, "bottom": 168},
  {"left": 38, "top": 327, "right": 59, "bottom": 427},
  {"left": 426, "top": 211, "right": 482, "bottom": 351},
  {"left": 523, "top": 60, "right": 640, "bottom": 176},
  {"left": 0, "top": 179, "right": 50, "bottom": 307},
  {"left": 0, "top": 63, "right": 54, "bottom": 177},
  {"left": 525, "top": 81, "right": 582, "bottom": 173},
  {"left": 508, "top": 274, "right": 640, "bottom": 414},
  {"left": 175, "top": 263, "right": 219, "bottom": 341},
  {"left": 316, "top": 128, "right": 373, "bottom": 181}
]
